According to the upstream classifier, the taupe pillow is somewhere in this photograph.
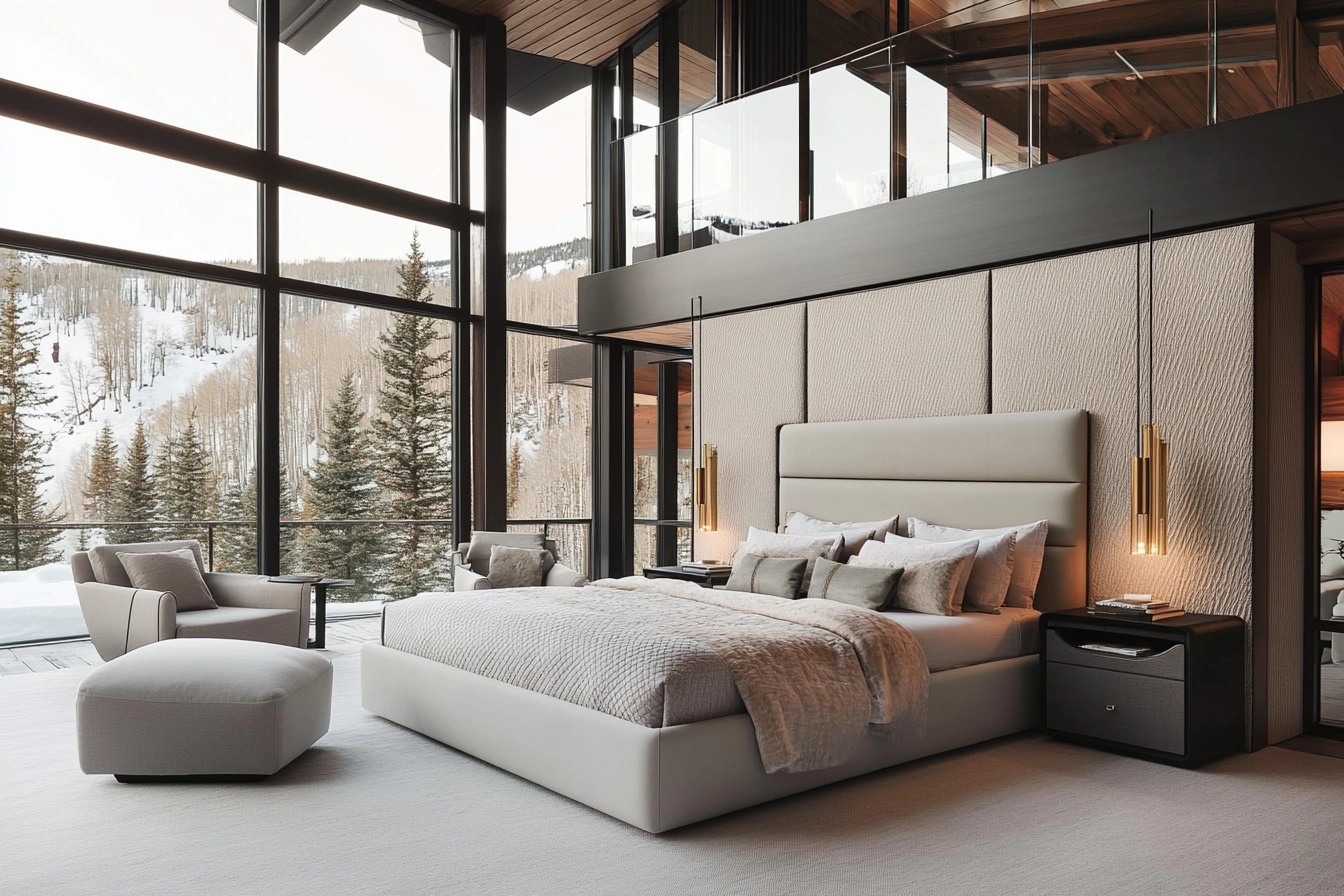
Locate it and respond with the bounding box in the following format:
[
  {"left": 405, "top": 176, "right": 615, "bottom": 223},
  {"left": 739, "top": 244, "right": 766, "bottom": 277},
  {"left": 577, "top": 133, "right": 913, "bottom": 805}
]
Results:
[
  {"left": 117, "top": 548, "right": 217, "bottom": 612},
  {"left": 889, "top": 528, "right": 1017, "bottom": 614},
  {"left": 889, "top": 557, "right": 976, "bottom": 616},
  {"left": 908, "top": 518, "right": 1049, "bottom": 609},
  {"left": 807, "top": 558, "right": 902, "bottom": 610},
  {"left": 850, "top": 538, "right": 979, "bottom": 614},
  {"left": 784, "top": 511, "right": 900, "bottom": 540},
  {"left": 466, "top": 532, "right": 553, "bottom": 576},
  {"left": 726, "top": 553, "right": 808, "bottom": 600},
  {"left": 89, "top": 539, "right": 205, "bottom": 587},
  {"left": 743, "top": 527, "right": 841, "bottom": 588},
  {"left": 486, "top": 545, "right": 548, "bottom": 589}
]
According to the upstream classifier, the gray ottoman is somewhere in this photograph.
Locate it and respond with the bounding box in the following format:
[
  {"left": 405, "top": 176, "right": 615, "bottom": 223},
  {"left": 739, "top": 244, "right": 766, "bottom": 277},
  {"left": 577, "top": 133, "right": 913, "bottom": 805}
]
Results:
[{"left": 77, "top": 638, "right": 333, "bottom": 781}]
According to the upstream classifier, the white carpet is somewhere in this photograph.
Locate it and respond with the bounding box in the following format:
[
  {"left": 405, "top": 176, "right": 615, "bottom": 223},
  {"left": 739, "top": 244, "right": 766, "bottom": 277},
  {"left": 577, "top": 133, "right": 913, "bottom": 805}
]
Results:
[{"left": 4, "top": 654, "right": 1344, "bottom": 896}]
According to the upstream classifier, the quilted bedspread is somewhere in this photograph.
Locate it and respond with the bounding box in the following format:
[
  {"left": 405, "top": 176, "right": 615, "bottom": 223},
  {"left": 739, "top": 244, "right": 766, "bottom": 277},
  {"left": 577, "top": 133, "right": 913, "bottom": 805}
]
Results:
[{"left": 380, "top": 576, "right": 928, "bottom": 773}]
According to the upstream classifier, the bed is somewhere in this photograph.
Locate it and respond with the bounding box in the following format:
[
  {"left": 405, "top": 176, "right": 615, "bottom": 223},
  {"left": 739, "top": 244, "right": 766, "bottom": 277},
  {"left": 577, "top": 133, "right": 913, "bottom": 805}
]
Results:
[{"left": 361, "top": 409, "right": 1088, "bottom": 832}]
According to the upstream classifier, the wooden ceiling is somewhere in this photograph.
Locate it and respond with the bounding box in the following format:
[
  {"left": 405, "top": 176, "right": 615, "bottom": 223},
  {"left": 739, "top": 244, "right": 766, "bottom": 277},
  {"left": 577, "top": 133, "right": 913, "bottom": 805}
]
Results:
[{"left": 431, "top": 0, "right": 670, "bottom": 66}]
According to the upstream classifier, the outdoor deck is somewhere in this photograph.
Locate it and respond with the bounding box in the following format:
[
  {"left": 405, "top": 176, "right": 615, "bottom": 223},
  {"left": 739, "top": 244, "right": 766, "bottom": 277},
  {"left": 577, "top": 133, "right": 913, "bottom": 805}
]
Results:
[{"left": 0, "top": 616, "right": 381, "bottom": 675}]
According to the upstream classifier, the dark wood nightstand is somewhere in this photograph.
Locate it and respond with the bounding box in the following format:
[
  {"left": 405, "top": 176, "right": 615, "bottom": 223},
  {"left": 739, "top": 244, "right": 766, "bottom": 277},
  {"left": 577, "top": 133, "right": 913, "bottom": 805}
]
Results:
[
  {"left": 642, "top": 565, "right": 732, "bottom": 588},
  {"left": 1041, "top": 608, "right": 1245, "bottom": 767}
]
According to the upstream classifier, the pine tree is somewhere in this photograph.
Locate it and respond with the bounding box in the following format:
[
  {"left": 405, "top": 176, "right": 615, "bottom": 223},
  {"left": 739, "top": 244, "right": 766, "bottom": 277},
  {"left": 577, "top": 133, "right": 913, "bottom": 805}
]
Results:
[
  {"left": 302, "top": 372, "right": 382, "bottom": 600},
  {"left": 158, "top": 414, "right": 215, "bottom": 544},
  {"left": 214, "top": 467, "right": 298, "bottom": 574},
  {"left": 83, "top": 422, "right": 120, "bottom": 522},
  {"left": 371, "top": 235, "right": 453, "bottom": 600},
  {"left": 506, "top": 438, "right": 522, "bottom": 518},
  {"left": 0, "top": 255, "right": 63, "bottom": 570},
  {"left": 109, "top": 417, "right": 155, "bottom": 543}
]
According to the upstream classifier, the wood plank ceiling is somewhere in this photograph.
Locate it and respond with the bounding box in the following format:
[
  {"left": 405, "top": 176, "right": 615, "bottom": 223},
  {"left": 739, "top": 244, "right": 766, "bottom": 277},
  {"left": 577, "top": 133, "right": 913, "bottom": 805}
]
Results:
[{"left": 429, "top": 0, "right": 670, "bottom": 66}]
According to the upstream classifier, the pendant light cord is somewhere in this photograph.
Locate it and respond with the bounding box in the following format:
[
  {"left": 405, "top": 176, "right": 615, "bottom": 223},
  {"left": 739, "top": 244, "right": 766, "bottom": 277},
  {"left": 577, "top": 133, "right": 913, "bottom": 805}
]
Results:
[
  {"left": 1135, "top": 241, "right": 1141, "bottom": 455},
  {"left": 1148, "top": 209, "right": 1155, "bottom": 427}
]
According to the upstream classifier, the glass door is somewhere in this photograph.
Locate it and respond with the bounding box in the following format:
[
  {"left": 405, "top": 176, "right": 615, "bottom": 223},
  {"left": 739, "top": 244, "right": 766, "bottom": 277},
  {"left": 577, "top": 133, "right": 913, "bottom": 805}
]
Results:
[{"left": 1316, "top": 270, "right": 1344, "bottom": 733}]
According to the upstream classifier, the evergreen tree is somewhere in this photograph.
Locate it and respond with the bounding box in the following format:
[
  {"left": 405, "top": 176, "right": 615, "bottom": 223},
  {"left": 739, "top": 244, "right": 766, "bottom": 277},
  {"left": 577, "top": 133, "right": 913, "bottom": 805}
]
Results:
[
  {"left": 83, "top": 422, "right": 120, "bottom": 522},
  {"left": 158, "top": 414, "right": 215, "bottom": 543},
  {"left": 109, "top": 417, "right": 155, "bottom": 543},
  {"left": 371, "top": 235, "right": 453, "bottom": 599},
  {"left": 0, "top": 255, "right": 63, "bottom": 570},
  {"left": 214, "top": 467, "right": 298, "bottom": 574},
  {"left": 302, "top": 372, "right": 381, "bottom": 600}
]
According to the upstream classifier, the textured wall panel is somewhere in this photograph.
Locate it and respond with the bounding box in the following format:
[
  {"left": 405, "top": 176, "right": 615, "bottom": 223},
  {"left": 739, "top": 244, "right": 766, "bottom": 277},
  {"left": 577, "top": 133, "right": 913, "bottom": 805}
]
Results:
[
  {"left": 993, "top": 226, "right": 1256, "bottom": 620},
  {"left": 1264, "top": 231, "right": 1305, "bottom": 744},
  {"left": 694, "top": 304, "right": 806, "bottom": 561},
  {"left": 807, "top": 274, "right": 991, "bottom": 422}
]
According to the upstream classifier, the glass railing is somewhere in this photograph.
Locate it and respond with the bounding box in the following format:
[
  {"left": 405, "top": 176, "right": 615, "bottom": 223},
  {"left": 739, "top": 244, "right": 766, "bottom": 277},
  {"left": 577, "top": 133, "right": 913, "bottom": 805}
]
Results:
[{"left": 615, "top": 0, "right": 1273, "bottom": 262}]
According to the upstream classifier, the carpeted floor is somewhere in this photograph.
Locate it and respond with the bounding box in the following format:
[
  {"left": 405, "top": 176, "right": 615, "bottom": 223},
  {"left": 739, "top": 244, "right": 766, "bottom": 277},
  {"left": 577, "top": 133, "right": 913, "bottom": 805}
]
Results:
[{"left": 5, "top": 655, "right": 1344, "bottom": 896}]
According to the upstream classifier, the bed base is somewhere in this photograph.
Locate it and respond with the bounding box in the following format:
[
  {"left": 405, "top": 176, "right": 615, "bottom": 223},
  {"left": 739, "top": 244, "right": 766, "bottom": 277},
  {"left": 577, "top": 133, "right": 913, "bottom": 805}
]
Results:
[{"left": 361, "top": 643, "right": 1039, "bottom": 833}]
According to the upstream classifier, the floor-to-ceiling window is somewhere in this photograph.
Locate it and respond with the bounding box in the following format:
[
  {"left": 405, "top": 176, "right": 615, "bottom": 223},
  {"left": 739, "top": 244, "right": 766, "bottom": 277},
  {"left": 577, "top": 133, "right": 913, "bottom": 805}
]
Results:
[
  {"left": 0, "top": 0, "right": 471, "bottom": 646},
  {"left": 1316, "top": 270, "right": 1344, "bottom": 733}
]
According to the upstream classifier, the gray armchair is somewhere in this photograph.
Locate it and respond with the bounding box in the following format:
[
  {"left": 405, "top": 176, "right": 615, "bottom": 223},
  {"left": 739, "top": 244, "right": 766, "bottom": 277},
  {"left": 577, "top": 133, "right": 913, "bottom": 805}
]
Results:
[
  {"left": 72, "top": 540, "right": 312, "bottom": 661},
  {"left": 453, "top": 532, "right": 589, "bottom": 592}
]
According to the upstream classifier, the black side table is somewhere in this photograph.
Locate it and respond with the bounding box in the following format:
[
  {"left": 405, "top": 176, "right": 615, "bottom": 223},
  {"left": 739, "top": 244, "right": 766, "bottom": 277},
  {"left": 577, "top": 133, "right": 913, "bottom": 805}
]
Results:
[
  {"left": 642, "top": 565, "right": 732, "bottom": 588},
  {"left": 1041, "top": 608, "right": 1244, "bottom": 766}
]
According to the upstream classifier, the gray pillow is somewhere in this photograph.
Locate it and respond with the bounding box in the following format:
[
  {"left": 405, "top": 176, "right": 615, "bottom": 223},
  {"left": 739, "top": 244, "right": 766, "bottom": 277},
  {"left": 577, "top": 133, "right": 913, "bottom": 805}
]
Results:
[
  {"left": 726, "top": 553, "right": 808, "bottom": 600},
  {"left": 465, "top": 532, "right": 551, "bottom": 575},
  {"left": 908, "top": 518, "right": 1049, "bottom": 610},
  {"left": 486, "top": 545, "right": 547, "bottom": 589},
  {"left": 807, "top": 558, "right": 902, "bottom": 610},
  {"left": 888, "top": 557, "right": 975, "bottom": 616},
  {"left": 784, "top": 511, "right": 900, "bottom": 540},
  {"left": 850, "top": 537, "right": 978, "bottom": 613},
  {"left": 889, "top": 529, "right": 1017, "bottom": 614},
  {"left": 117, "top": 548, "right": 217, "bottom": 612},
  {"left": 89, "top": 539, "right": 206, "bottom": 587}
]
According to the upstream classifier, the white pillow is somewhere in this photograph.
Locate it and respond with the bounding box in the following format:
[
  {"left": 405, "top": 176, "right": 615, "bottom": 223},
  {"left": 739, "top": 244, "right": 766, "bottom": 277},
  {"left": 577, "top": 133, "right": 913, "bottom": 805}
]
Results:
[
  {"left": 850, "top": 537, "right": 978, "bottom": 613},
  {"left": 885, "top": 529, "right": 1016, "bottom": 614},
  {"left": 784, "top": 511, "right": 900, "bottom": 539},
  {"left": 908, "top": 518, "right": 1049, "bottom": 609},
  {"left": 742, "top": 528, "right": 841, "bottom": 587}
]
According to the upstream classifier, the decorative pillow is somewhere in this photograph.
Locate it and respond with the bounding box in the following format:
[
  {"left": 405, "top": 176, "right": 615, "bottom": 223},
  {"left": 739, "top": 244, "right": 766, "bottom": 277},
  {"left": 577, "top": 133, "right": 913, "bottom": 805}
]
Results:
[
  {"left": 465, "top": 532, "right": 552, "bottom": 576},
  {"left": 889, "top": 557, "right": 975, "bottom": 616},
  {"left": 908, "top": 518, "right": 1049, "bottom": 609},
  {"left": 889, "top": 529, "right": 1016, "bottom": 614},
  {"left": 807, "top": 558, "right": 902, "bottom": 610},
  {"left": 89, "top": 539, "right": 205, "bottom": 587},
  {"left": 784, "top": 511, "right": 900, "bottom": 540},
  {"left": 743, "top": 527, "right": 841, "bottom": 587},
  {"left": 726, "top": 553, "right": 808, "bottom": 600},
  {"left": 486, "top": 545, "right": 548, "bottom": 589},
  {"left": 116, "top": 548, "right": 217, "bottom": 612},
  {"left": 850, "top": 538, "right": 978, "bottom": 613}
]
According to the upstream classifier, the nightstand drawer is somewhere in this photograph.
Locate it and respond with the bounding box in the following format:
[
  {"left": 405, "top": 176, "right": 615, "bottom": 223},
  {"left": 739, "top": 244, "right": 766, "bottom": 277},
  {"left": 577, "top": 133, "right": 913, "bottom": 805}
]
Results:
[
  {"left": 1046, "top": 662, "right": 1185, "bottom": 755},
  {"left": 1044, "top": 629, "right": 1185, "bottom": 681}
]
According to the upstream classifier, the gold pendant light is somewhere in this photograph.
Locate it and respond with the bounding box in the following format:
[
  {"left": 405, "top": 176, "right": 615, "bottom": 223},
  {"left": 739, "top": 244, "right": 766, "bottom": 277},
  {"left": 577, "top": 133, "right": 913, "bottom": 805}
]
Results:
[
  {"left": 1131, "top": 211, "right": 1169, "bottom": 556},
  {"left": 692, "top": 295, "right": 717, "bottom": 532}
]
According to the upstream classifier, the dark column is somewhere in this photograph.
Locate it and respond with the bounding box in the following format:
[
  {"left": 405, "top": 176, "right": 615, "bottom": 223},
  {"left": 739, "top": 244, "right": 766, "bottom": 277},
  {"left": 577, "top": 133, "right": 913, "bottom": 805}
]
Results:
[
  {"left": 592, "top": 343, "right": 633, "bottom": 579},
  {"left": 257, "top": 0, "right": 281, "bottom": 575}
]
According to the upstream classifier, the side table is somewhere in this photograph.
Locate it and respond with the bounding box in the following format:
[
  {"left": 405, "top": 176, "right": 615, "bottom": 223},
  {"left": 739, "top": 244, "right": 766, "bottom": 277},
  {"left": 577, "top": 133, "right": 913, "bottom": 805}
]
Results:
[{"left": 642, "top": 565, "right": 732, "bottom": 588}]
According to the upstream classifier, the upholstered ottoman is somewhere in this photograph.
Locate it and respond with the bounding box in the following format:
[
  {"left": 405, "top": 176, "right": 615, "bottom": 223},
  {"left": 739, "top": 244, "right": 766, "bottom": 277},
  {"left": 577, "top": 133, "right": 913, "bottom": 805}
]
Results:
[{"left": 77, "top": 638, "right": 333, "bottom": 781}]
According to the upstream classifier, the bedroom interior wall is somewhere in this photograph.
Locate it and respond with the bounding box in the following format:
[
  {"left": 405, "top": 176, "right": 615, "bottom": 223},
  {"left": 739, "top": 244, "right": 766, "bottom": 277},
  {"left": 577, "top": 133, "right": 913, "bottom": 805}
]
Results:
[{"left": 696, "top": 224, "right": 1271, "bottom": 736}]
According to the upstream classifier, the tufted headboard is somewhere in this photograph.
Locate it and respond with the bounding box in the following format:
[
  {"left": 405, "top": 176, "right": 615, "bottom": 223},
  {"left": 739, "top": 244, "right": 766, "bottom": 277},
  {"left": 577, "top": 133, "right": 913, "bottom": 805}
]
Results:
[{"left": 776, "top": 409, "right": 1088, "bottom": 612}]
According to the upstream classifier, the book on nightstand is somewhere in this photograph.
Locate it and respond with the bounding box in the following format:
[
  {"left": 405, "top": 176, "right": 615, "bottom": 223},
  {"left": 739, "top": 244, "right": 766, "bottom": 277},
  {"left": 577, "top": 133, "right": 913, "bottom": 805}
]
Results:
[
  {"left": 682, "top": 561, "right": 728, "bottom": 572},
  {"left": 1089, "top": 597, "right": 1185, "bottom": 621}
]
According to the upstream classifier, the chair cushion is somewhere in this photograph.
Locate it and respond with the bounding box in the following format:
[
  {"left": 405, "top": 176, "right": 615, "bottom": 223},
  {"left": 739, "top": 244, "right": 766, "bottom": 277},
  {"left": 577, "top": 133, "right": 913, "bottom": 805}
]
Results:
[
  {"left": 88, "top": 540, "right": 205, "bottom": 587},
  {"left": 175, "top": 606, "right": 298, "bottom": 645},
  {"left": 464, "top": 532, "right": 552, "bottom": 575},
  {"left": 486, "top": 545, "right": 548, "bottom": 589},
  {"left": 118, "top": 548, "right": 217, "bottom": 612}
]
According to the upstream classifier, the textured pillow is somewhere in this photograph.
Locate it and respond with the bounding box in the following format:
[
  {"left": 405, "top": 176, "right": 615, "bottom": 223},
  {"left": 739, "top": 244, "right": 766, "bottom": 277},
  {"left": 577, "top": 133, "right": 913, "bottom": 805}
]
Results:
[
  {"left": 784, "top": 511, "right": 900, "bottom": 540},
  {"left": 908, "top": 518, "right": 1049, "bottom": 609},
  {"left": 117, "top": 548, "right": 217, "bottom": 612},
  {"left": 808, "top": 558, "right": 902, "bottom": 610},
  {"left": 889, "top": 557, "right": 975, "bottom": 616},
  {"left": 486, "top": 545, "right": 548, "bottom": 589},
  {"left": 89, "top": 539, "right": 205, "bottom": 587},
  {"left": 726, "top": 553, "right": 808, "bottom": 600},
  {"left": 743, "top": 527, "right": 840, "bottom": 587},
  {"left": 466, "top": 532, "right": 552, "bottom": 575},
  {"left": 850, "top": 538, "right": 978, "bottom": 613},
  {"left": 889, "top": 529, "right": 1016, "bottom": 614}
]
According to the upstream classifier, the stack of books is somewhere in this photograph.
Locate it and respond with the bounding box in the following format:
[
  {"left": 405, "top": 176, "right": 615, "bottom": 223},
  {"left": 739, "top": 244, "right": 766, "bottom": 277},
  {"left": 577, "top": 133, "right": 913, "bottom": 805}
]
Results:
[
  {"left": 1089, "top": 596, "right": 1185, "bottom": 621},
  {"left": 682, "top": 561, "right": 728, "bottom": 573}
]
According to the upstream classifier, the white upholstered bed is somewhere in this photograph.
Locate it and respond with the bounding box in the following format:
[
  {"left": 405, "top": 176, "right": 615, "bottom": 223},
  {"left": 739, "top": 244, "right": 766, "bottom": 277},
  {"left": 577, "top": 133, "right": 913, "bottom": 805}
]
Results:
[{"left": 361, "top": 409, "right": 1088, "bottom": 832}]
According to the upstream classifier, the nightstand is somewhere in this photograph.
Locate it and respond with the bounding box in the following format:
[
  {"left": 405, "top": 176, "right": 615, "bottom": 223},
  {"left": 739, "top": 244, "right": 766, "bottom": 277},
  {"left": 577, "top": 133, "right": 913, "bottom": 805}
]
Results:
[
  {"left": 641, "top": 565, "right": 732, "bottom": 588},
  {"left": 1040, "top": 608, "right": 1244, "bottom": 767}
]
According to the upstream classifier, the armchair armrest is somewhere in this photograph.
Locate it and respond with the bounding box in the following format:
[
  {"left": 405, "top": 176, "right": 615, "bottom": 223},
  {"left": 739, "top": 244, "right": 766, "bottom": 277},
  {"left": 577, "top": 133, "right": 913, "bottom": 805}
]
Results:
[
  {"left": 454, "top": 565, "right": 492, "bottom": 591},
  {"left": 545, "top": 564, "right": 589, "bottom": 588},
  {"left": 205, "top": 573, "right": 311, "bottom": 644},
  {"left": 74, "top": 582, "right": 177, "bottom": 662}
]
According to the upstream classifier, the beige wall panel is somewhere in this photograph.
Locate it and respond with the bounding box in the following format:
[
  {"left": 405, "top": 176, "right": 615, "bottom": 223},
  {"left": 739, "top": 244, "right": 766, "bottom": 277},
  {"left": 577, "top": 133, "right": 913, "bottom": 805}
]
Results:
[
  {"left": 807, "top": 273, "right": 991, "bottom": 422},
  {"left": 993, "top": 225, "right": 1255, "bottom": 620},
  {"left": 694, "top": 304, "right": 806, "bottom": 561},
  {"left": 1264, "top": 231, "right": 1306, "bottom": 744}
]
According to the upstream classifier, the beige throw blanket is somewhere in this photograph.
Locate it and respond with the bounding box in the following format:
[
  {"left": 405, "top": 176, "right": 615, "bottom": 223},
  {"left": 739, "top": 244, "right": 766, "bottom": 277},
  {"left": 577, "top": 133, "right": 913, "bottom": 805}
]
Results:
[{"left": 382, "top": 577, "right": 928, "bottom": 773}]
